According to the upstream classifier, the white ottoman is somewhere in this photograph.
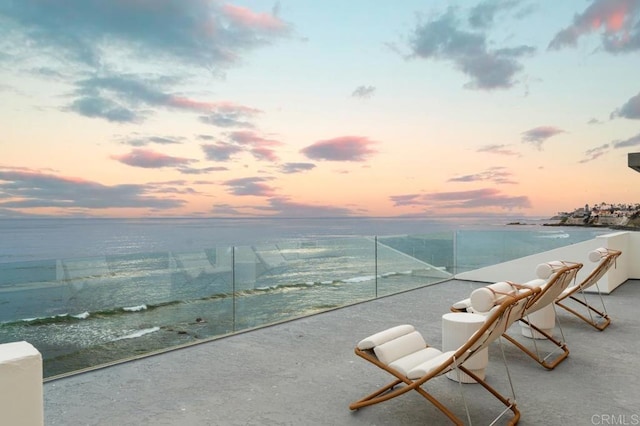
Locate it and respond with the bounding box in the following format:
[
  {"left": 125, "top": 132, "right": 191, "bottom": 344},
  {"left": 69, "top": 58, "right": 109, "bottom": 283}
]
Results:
[
  {"left": 442, "top": 312, "right": 488, "bottom": 383},
  {"left": 520, "top": 304, "right": 555, "bottom": 339}
]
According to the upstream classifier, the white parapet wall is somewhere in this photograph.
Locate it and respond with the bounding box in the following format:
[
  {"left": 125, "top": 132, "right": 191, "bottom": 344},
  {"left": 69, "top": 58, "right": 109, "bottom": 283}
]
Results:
[
  {"left": 456, "top": 231, "right": 640, "bottom": 294},
  {"left": 0, "top": 341, "right": 44, "bottom": 426}
]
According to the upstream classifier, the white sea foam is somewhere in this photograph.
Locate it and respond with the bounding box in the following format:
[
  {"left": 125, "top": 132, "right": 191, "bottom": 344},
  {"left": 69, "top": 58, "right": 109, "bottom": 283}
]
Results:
[
  {"left": 343, "top": 275, "right": 376, "bottom": 283},
  {"left": 123, "top": 304, "right": 147, "bottom": 312},
  {"left": 72, "top": 312, "right": 90, "bottom": 319},
  {"left": 537, "top": 232, "right": 570, "bottom": 239},
  {"left": 113, "top": 326, "right": 160, "bottom": 341}
]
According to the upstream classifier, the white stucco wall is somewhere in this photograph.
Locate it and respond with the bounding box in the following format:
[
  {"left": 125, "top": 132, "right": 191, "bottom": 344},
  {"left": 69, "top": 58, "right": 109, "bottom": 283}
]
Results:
[
  {"left": 455, "top": 231, "right": 638, "bottom": 293},
  {"left": 0, "top": 341, "right": 44, "bottom": 426}
]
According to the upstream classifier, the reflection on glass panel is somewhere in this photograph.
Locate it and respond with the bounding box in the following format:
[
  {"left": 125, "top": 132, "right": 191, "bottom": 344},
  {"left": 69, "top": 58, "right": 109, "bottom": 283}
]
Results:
[
  {"left": 0, "top": 246, "right": 235, "bottom": 378},
  {"left": 376, "top": 233, "right": 454, "bottom": 296},
  {"left": 235, "top": 238, "right": 378, "bottom": 330},
  {"left": 453, "top": 229, "right": 603, "bottom": 274}
]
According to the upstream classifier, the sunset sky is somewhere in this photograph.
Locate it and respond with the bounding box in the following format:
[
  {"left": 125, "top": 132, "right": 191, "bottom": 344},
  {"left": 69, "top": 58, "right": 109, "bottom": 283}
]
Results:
[{"left": 2, "top": 0, "right": 640, "bottom": 218}]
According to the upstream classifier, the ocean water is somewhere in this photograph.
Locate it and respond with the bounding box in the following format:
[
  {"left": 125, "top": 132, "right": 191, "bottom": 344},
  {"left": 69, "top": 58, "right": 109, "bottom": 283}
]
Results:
[{"left": 0, "top": 217, "right": 606, "bottom": 377}]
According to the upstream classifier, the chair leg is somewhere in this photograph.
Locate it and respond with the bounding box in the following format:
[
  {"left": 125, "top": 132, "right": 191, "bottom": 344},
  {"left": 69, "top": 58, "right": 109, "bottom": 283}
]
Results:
[
  {"left": 349, "top": 347, "right": 517, "bottom": 424},
  {"left": 459, "top": 366, "right": 520, "bottom": 425},
  {"left": 502, "top": 320, "right": 569, "bottom": 370},
  {"left": 349, "top": 376, "right": 467, "bottom": 424},
  {"left": 555, "top": 297, "right": 611, "bottom": 331}
]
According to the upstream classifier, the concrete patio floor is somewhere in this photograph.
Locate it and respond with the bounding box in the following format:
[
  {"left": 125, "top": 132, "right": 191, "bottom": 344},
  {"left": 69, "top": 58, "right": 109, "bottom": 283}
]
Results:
[{"left": 44, "top": 278, "right": 640, "bottom": 425}]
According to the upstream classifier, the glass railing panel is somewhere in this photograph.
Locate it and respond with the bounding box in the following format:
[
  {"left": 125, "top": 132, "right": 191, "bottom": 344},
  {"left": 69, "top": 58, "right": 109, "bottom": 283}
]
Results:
[
  {"left": 234, "top": 238, "right": 378, "bottom": 330},
  {"left": 0, "top": 246, "right": 236, "bottom": 378},
  {"left": 0, "top": 227, "right": 606, "bottom": 379},
  {"left": 453, "top": 228, "right": 607, "bottom": 274},
  {"left": 375, "top": 232, "right": 454, "bottom": 296}
]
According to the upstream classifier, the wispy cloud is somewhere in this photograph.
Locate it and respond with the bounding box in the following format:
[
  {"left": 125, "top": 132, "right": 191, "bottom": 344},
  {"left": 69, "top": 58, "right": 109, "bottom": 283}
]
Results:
[
  {"left": 351, "top": 85, "right": 376, "bottom": 99},
  {"left": 579, "top": 144, "right": 610, "bottom": 163},
  {"left": 0, "top": 167, "right": 184, "bottom": 212},
  {"left": 227, "top": 131, "right": 283, "bottom": 162},
  {"left": 476, "top": 144, "right": 521, "bottom": 156},
  {"left": 0, "top": 0, "right": 291, "bottom": 69},
  {"left": 549, "top": 0, "right": 640, "bottom": 53},
  {"left": 612, "top": 132, "right": 640, "bottom": 148},
  {"left": 177, "top": 166, "right": 228, "bottom": 175},
  {"left": 301, "top": 136, "right": 378, "bottom": 161},
  {"left": 209, "top": 196, "right": 356, "bottom": 217},
  {"left": 224, "top": 177, "right": 276, "bottom": 196},
  {"left": 198, "top": 103, "right": 262, "bottom": 128},
  {"left": 1, "top": 1, "right": 288, "bottom": 128},
  {"left": 280, "top": 163, "right": 316, "bottom": 174},
  {"left": 611, "top": 91, "right": 640, "bottom": 119},
  {"left": 263, "top": 197, "right": 355, "bottom": 217},
  {"left": 521, "top": 126, "right": 565, "bottom": 149},
  {"left": 389, "top": 194, "right": 422, "bottom": 207},
  {"left": 111, "top": 149, "right": 195, "bottom": 168},
  {"left": 66, "top": 74, "right": 263, "bottom": 124},
  {"left": 390, "top": 188, "right": 531, "bottom": 210},
  {"left": 468, "top": 0, "right": 527, "bottom": 29},
  {"left": 200, "top": 131, "right": 284, "bottom": 163},
  {"left": 407, "top": 7, "right": 535, "bottom": 89},
  {"left": 448, "top": 167, "right": 517, "bottom": 184},
  {"left": 201, "top": 143, "right": 245, "bottom": 162},
  {"left": 119, "top": 135, "right": 185, "bottom": 147}
]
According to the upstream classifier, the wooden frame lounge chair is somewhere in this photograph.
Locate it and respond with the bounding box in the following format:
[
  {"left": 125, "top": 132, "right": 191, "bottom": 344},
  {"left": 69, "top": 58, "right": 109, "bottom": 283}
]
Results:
[
  {"left": 349, "top": 287, "right": 541, "bottom": 425},
  {"left": 555, "top": 248, "right": 621, "bottom": 331},
  {"left": 451, "top": 263, "right": 583, "bottom": 370},
  {"left": 502, "top": 262, "right": 581, "bottom": 370}
]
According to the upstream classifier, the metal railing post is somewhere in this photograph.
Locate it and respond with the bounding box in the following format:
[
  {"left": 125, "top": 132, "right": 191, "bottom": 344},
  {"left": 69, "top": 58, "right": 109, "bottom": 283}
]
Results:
[
  {"left": 232, "top": 245, "right": 236, "bottom": 333},
  {"left": 375, "top": 236, "right": 378, "bottom": 298}
]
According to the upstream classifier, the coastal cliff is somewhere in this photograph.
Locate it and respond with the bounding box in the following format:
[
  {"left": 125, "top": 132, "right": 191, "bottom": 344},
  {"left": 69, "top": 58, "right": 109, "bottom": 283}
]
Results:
[{"left": 545, "top": 214, "right": 640, "bottom": 230}]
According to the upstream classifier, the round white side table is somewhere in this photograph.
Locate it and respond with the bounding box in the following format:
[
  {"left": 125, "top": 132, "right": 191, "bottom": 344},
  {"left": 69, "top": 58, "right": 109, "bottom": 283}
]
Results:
[
  {"left": 520, "top": 304, "right": 555, "bottom": 339},
  {"left": 442, "top": 312, "right": 488, "bottom": 383}
]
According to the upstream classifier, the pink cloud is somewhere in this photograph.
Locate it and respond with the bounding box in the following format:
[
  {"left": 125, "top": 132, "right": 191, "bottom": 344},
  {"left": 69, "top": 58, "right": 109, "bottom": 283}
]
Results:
[
  {"left": 227, "top": 130, "right": 278, "bottom": 145},
  {"left": 224, "top": 177, "right": 276, "bottom": 196},
  {"left": 111, "top": 149, "right": 194, "bottom": 168},
  {"left": 521, "top": 126, "right": 565, "bottom": 149},
  {"left": 167, "top": 97, "right": 261, "bottom": 114},
  {"left": 301, "top": 136, "right": 378, "bottom": 161},
  {"left": 549, "top": 0, "right": 640, "bottom": 50},
  {"left": 221, "top": 4, "right": 287, "bottom": 32},
  {"left": 390, "top": 188, "right": 531, "bottom": 210},
  {"left": 476, "top": 144, "right": 521, "bottom": 156},
  {"left": 227, "top": 130, "right": 282, "bottom": 162}
]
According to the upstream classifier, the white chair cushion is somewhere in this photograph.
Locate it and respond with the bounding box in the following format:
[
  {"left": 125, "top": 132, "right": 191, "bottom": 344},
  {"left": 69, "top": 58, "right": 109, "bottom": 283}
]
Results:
[
  {"left": 470, "top": 281, "right": 515, "bottom": 313},
  {"left": 589, "top": 247, "right": 608, "bottom": 262},
  {"left": 373, "top": 331, "right": 426, "bottom": 365},
  {"left": 357, "top": 324, "right": 415, "bottom": 350},
  {"left": 388, "top": 347, "right": 442, "bottom": 376},
  {"left": 407, "top": 350, "right": 456, "bottom": 380},
  {"left": 535, "top": 260, "right": 565, "bottom": 279},
  {"left": 451, "top": 298, "right": 471, "bottom": 310},
  {"left": 521, "top": 278, "right": 546, "bottom": 289}
]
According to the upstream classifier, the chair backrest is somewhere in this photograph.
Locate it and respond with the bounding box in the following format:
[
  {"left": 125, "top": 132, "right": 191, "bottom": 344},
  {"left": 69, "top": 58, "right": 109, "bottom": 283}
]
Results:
[
  {"left": 454, "top": 287, "right": 541, "bottom": 365},
  {"left": 578, "top": 248, "right": 621, "bottom": 292},
  {"left": 526, "top": 262, "right": 582, "bottom": 315}
]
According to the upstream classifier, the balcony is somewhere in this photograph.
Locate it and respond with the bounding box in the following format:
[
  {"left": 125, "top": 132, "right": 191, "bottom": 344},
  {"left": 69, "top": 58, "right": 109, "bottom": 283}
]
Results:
[{"left": 2, "top": 230, "right": 639, "bottom": 424}]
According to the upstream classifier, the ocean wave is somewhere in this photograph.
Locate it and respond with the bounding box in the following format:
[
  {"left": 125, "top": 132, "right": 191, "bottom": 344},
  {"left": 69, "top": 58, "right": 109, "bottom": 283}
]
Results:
[
  {"left": 112, "top": 326, "right": 160, "bottom": 341},
  {"left": 123, "top": 304, "right": 147, "bottom": 312},
  {"left": 1, "top": 270, "right": 418, "bottom": 327}
]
